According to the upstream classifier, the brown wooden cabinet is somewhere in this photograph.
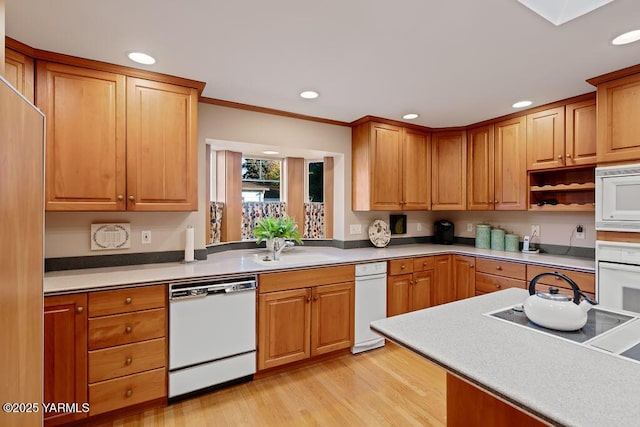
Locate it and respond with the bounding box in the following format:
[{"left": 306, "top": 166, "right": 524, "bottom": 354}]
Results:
[
  {"left": 37, "top": 62, "right": 198, "bottom": 211},
  {"left": 526, "top": 265, "right": 595, "bottom": 300},
  {"left": 44, "top": 294, "right": 88, "bottom": 426},
  {"left": 475, "top": 258, "right": 526, "bottom": 295},
  {"left": 526, "top": 107, "right": 565, "bottom": 171},
  {"left": 387, "top": 257, "right": 434, "bottom": 316},
  {"left": 432, "top": 131, "right": 466, "bottom": 210},
  {"left": 467, "top": 125, "right": 495, "bottom": 210},
  {"left": 431, "top": 255, "right": 453, "bottom": 306},
  {"left": 566, "top": 99, "right": 597, "bottom": 167},
  {"left": 4, "top": 48, "right": 34, "bottom": 102},
  {"left": 595, "top": 73, "right": 640, "bottom": 163},
  {"left": 352, "top": 121, "right": 430, "bottom": 211},
  {"left": 453, "top": 255, "right": 475, "bottom": 301},
  {"left": 87, "top": 285, "right": 167, "bottom": 416},
  {"left": 258, "top": 266, "right": 355, "bottom": 371}
]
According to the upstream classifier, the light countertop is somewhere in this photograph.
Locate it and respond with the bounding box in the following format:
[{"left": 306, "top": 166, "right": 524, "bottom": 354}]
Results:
[
  {"left": 370, "top": 288, "right": 640, "bottom": 427},
  {"left": 44, "top": 244, "right": 595, "bottom": 294}
]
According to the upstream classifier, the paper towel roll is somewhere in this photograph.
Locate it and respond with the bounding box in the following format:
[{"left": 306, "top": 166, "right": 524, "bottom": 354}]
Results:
[{"left": 184, "top": 226, "right": 195, "bottom": 262}]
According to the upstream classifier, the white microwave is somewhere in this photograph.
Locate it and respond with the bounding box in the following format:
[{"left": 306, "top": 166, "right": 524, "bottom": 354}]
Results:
[{"left": 596, "top": 163, "right": 640, "bottom": 232}]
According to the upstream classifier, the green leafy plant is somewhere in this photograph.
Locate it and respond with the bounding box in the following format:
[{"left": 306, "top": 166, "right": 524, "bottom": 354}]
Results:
[{"left": 252, "top": 215, "right": 303, "bottom": 244}]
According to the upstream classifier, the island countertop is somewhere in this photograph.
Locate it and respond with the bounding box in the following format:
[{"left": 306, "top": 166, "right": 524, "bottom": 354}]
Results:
[
  {"left": 44, "top": 243, "right": 594, "bottom": 294},
  {"left": 370, "top": 288, "right": 640, "bottom": 427}
]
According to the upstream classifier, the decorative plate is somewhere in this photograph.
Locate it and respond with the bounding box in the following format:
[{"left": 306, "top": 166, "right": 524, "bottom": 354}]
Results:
[{"left": 368, "top": 220, "right": 391, "bottom": 248}]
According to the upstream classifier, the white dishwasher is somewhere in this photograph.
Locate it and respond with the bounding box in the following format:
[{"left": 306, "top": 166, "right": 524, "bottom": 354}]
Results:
[
  {"left": 352, "top": 262, "right": 387, "bottom": 354},
  {"left": 169, "top": 276, "right": 257, "bottom": 400}
]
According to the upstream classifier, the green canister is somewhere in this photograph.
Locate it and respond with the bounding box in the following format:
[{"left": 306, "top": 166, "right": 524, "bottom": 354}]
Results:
[
  {"left": 505, "top": 234, "right": 519, "bottom": 252},
  {"left": 490, "top": 228, "right": 505, "bottom": 251},
  {"left": 475, "top": 224, "right": 491, "bottom": 249}
]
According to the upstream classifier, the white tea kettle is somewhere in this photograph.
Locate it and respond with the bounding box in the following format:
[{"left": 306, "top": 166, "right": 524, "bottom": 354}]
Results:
[{"left": 523, "top": 272, "right": 598, "bottom": 331}]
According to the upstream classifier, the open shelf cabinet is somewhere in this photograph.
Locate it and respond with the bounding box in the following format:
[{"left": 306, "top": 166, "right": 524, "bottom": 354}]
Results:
[{"left": 528, "top": 166, "right": 595, "bottom": 211}]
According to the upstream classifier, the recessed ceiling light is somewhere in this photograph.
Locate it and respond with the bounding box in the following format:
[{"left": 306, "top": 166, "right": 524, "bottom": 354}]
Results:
[
  {"left": 300, "top": 90, "right": 319, "bottom": 99},
  {"left": 612, "top": 29, "right": 640, "bottom": 46},
  {"left": 402, "top": 113, "right": 419, "bottom": 120},
  {"left": 262, "top": 150, "right": 279, "bottom": 155},
  {"left": 512, "top": 100, "right": 533, "bottom": 109},
  {"left": 127, "top": 52, "right": 156, "bottom": 65}
]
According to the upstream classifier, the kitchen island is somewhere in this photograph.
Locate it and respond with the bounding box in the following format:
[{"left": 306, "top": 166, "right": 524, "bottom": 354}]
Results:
[{"left": 371, "top": 288, "right": 640, "bottom": 427}]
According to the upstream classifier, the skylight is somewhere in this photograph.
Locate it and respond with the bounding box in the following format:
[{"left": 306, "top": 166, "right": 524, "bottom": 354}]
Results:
[{"left": 517, "top": 0, "right": 615, "bottom": 26}]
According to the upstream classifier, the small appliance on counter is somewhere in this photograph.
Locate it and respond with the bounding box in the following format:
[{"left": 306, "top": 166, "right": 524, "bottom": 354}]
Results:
[{"left": 434, "top": 220, "right": 454, "bottom": 244}]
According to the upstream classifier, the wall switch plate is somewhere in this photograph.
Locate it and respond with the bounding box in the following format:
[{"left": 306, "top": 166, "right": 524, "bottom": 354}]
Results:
[
  {"left": 576, "top": 224, "right": 585, "bottom": 240},
  {"left": 349, "top": 224, "right": 362, "bottom": 235},
  {"left": 531, "top": 224, "right": 540, "bottom": 238},
  {"left": 467, "top": 223, "right": 473, "bottom": 232},
  {"left": 417, "top": 223, "right": 423, "bottom": 232},
  {"left": 141, "top": 230, "right": 152, "bottom": 244}
]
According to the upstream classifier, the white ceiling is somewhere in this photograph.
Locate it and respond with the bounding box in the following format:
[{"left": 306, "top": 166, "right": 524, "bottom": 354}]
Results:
[{"left": 6, "top": 0, "right": 640, "bottom": 127}]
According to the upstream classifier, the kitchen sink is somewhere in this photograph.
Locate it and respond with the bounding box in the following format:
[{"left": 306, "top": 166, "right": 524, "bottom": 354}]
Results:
[{"left": 251, "top": 252, "right": 341, "bottom": 266}]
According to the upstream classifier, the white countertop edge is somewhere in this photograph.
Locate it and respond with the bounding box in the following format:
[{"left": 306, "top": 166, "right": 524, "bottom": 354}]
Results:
[{"left": 44, "top": 244, "right": 595, "bottom": 294}]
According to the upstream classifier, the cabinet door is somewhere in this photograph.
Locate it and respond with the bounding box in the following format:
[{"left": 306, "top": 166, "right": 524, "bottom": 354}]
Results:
[
  {"left": 402, "top": 129, "right": 431, "bottom": 210},
  {"left": 453, "top": 255, "right": 476, "bottom": 301},
  {"left": 432, "top": 255, "right": 453, "bottom": 305},
  {"left": 527, "top": 107, "right": 565, "bottom": 170},
  {"left": 467, "top": 125, "right": 495, "bottom": 210},
  {"left": 370, "top": 123, "right": 403, "bottom": 210},
  {"left": 411, "top": 270, "right": 433, "bottom": 311},
  {"left": 258, "top": 289, "right": 311, "bottom": 370},
  {"left": 432, "top": 131, "right": 467, "bottom": 210},
  {"left": 4, "top": 48, "right": 34, "bottom": 102},
  {"left": 44, "top": 294, "right": 88, "bottom": 426},
  {"left": 387, "top": 274, "right": 411, "bottom": 316},
  {"left": 495, "top": 117, "right": 527, "bottom": 210},
  {"left": 566, "top": 100, "right": 596, "bottom": 166},
  {"left": 37, "top": 62, "right": 126, "bottom": 211},
  {"left": 596, "top": 74, "right": 640, "bottom": 163},
  {"left": 126, "top": 78, "right": 198, "bottom": 211},
  {"left": 311, "top": 282, "right": 354, "bottom": 356}
]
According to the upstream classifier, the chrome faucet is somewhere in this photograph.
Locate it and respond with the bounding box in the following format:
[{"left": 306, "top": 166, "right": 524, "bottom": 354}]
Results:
[{"left": 273, "top": 240, "right": 295, "bottom": 260}]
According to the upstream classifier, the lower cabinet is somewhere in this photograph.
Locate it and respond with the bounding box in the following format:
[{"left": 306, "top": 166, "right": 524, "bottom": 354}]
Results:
[
  {"left": 432, "top": 255, "right": 454, "bottom": 306},
  {"left": 453, "top": 255, "right": 476, "bottom": 301},
  {"left": 475, "top": 258, "right": 527, "bottom": 295},
  {"left": 44, "top": 294, "right": 88, "bottom": 427},
  {"left": 258, "top": 266, "right": 355, "bottom": 371},
  {"left": 526, "top": 265, "right": 595, "bottom": 300},
  {"left": 387, "top": 257, "right": 434, "bottom": 316}
]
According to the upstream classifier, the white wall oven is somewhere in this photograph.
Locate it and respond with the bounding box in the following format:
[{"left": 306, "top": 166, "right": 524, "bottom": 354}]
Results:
[
  {"left": 597, "top": 241, "right": 640, "bottom": 315},
  {"left": 596, "top": 163, "right": 640, "bottom": 232}
]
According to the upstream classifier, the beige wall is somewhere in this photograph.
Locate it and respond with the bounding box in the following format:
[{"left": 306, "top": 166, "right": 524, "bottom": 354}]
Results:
[{"left": 44, "top": 102, "right": 595, "bottom": 258}]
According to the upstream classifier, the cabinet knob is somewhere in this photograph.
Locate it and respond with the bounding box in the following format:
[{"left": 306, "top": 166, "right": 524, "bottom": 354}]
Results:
[
  {"left": 128, "top": 195, "right": 135, "bottom": 201},
  {"left": 470, "top": 264, "right": 475, "bottom": 269},
  {"left": 494, "top": 200, "right": 498, "bottom": 204},
  {"left": 423, "top": 262, "right": 427, "bottom": 266},
  {"left": 117, "top": 194, "right": 124, "bottom": 201},
  {"left": 125, "top": 325, "right": 132, "bottom": 333},
  {"left": 306, "top": 297, "right": 311, "bottom": 303},
  {"left": 125, "top": 389, "right": 133, "bottom": 398},
  {"left": 566, "top": 154, "right": 571, "bottom": 158},
  {"left": 401, "top": 264, "right": 406, "bottom": 269},
  {"left": 496, "top": 266, "right": 502, "bottom": 271},
  {"left": 495, "top": 284, "right": 501, "bottom": 289},
  {"left": 125, "top": 297, "right": 132, "bottom": 304},
  {"left": 557, "top": 155, "right": 563, "bottom": 159},
  {"left": 76, "top": 306, "right": 84, "bottom": 313},
  {"left": 313, "top": 296, "right": 318, "bottom": 301},
  {"left": 125, "top": 357, "right": 133, "bottom": 365}
]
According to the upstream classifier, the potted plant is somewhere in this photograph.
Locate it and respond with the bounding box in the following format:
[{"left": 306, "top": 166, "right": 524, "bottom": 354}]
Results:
[{"left": 252, "top": 215, "right": 303, "bottom": 250}]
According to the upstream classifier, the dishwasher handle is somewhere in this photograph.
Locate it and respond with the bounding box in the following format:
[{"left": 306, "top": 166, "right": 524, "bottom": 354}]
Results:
[{"left": 170, "top": 279, "right": 257, "bottom": 300}]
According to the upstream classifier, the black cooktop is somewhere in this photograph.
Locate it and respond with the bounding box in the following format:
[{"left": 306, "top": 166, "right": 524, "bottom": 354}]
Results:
[{"left": 491, "top": 306, "right": 634, "bottom": 343}]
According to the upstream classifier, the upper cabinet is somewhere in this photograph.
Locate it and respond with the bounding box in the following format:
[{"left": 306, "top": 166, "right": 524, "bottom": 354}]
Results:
[
  {"left": 467, "top": 125, "right": 494, "bottom": 211},
  {"left": 352, "top": 121, "right": 430, "bottom": 211},
  {"left": 594, "top": 73, "right": 640, "bottom": 163},
  {"left": 37, "top": 62, "right": 198, "bottom": 211},
  {"left": 4, "top": 48, "right": 34, "bottom": 102},
  {"left": 432, "top": 131, "right": 466, "bottom": 210},
  {"left": 565, "top": 100, "right": 596, "bottom": 166},
  {"left": 526, "top": 107, "right": 565, "bottom": 170}
]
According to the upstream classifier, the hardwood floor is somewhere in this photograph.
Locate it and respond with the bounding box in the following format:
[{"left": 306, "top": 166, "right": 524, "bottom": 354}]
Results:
[{"left": 107, "top": 343, "right": 446, "bottom": 426}]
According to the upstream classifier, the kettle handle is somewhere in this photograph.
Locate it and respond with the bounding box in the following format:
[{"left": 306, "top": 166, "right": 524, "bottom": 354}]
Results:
[{"left": 528, "top": 272, "right": 583, "bottom": 305}]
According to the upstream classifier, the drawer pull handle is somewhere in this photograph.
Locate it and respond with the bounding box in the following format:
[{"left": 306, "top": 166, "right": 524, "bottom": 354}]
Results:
[
  {"left": 495, "top": 284, "right": 501, "bottom": 289},
  {"left": 306, "top": 297, "right": 311, "bottom": 303},
  {"left": 125, "top": 357, "right": 132, "bottom": 365},
  {"left": 313, "top": 296, "right": 318, "bottom": 301},
  {"left": 76, "top": 306, "right": 84, "bottom": 313},
  {"left": 125, "top": 297, "right": 132, "bottom": 304},
  {"left": 423, "top": 262, "right": 427, "bottom": 266},
  {"left": 401, "top": 264, "right": 406, "bottom": 269},
  {"left": 496, "top": 266, "right": 502, "bottom": 271},
  {"left": 125, "top": 389, "right": 133, "bottom": 398},
  {"left": 125, "top": 325, "right": 132, "bottom": 333}
]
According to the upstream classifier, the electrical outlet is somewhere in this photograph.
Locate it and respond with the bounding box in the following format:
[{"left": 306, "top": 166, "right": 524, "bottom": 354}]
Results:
[
  {"left": 349, "top": 224, "right": 362, "bottom": 235},
  {"left": 141, "top": 230, "right": 152, "bottom": 244},
  {"left": 417, "top": 223, "right": 423, "bottom": 232},
  {"left": 531, "top": 224, "right": 540, "bottom": 238},
  {"left": 576, "top": 224, "right": 585, "bottom": 240},
  {"left": 467, "top": 223, "right": 473, "bottom": 232}
]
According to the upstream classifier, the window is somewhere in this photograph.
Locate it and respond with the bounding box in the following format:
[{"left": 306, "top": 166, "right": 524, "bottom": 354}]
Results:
[
  {"left": 241, "top": 158, "right": 281, "bottom": 202},
  {"left": 306, "top": 160, "right": 323, "bottom": 202}
]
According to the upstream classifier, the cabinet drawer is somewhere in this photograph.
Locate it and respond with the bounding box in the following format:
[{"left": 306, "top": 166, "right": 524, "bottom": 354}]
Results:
[
  {"left": 89, "top": 285, "right": 166, "bottom": 317},
  {"left": 259, "top": 265, "right": 354, "bottom": 293},
  {"left": 476, "top": 273, "right": 526, "bottom": 294},
  {"left": 89, "top": 368, "right": 166, "bottom": 415},
  {"left": 413, "top": 256, "right": 434, "bottom": 272},
  {"left": 476, "top": 258, "right": 526, "bottom": 280},
  {"left": 88, "top": 309, "right": 165, "bottom": 350},
  {"left": 88, "top": 338, "right": 166, "bottom": 383},
  {"left": 526, "top": 265, "right": 595, "bottom": 294},
  {"left": 389, "top": 259, "right": 414, "bottom": 276}
]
